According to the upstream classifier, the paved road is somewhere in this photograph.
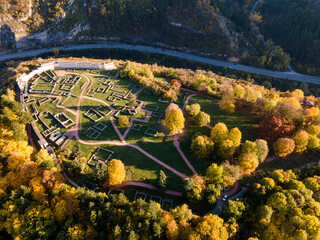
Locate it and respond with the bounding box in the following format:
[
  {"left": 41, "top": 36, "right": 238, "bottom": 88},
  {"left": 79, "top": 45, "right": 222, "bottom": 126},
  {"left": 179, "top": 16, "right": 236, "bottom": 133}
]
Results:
[
  {"left": 2, "top": 43, "right": 320, "bottom": 84},
  {"left": 250, "top": 0, "right": 263, "bottom": 15}
]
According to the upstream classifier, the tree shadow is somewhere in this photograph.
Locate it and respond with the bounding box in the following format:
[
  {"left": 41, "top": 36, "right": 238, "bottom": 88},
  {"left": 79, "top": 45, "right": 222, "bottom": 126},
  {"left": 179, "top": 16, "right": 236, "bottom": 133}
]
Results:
[{"left": 0, "top": 24, "right": 16, "bottom": 49}]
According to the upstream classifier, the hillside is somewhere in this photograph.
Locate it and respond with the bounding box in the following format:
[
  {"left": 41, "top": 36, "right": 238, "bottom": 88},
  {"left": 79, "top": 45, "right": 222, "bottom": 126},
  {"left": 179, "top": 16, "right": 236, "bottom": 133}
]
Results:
[
  {"left": 0, "top": 0, "right": 293, "bottom": 72},
  {"left": 257, "top": 0, "right": 320, "bottom": 76}
]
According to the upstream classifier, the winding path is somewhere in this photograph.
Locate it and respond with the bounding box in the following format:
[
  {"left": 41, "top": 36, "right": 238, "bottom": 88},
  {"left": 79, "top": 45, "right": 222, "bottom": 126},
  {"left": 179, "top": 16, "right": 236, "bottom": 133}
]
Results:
[
  {"left": 60, "top": 72, "right": 189, "bottom": 179},
  {"left": 250, "top": 0, "right": 263, "bottom": 15}
]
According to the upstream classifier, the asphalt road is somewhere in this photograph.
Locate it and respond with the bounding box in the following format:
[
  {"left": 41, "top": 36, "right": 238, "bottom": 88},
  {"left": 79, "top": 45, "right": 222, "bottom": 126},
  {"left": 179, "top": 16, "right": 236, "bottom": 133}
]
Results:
[{"left": 2, "top": 43, "right": 320, "bottom": 84}]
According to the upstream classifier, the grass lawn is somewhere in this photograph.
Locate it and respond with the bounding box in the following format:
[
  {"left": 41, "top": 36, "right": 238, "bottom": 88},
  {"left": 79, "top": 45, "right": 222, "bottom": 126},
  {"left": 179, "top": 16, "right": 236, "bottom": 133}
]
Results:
[
  {"left": 64, "top": 140, "right": 185, "bottom": 191},
  {"left": 79, "top": 98, "right": 120, "bottom": 142},
  {"left": 188, "top": 95, "right": 258, "bottom": 141},
  {"left": 179, "top": 126, "right": 214, "bottom": 175}
]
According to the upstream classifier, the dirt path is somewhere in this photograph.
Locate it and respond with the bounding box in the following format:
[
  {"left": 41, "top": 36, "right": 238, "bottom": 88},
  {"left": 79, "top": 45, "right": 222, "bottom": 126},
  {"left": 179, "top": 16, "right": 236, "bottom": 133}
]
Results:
[
  {"left": 120, "top": 181, "right": 183, "bottom": 197},
  {"left": 173, "top": 93, "right": 199, "bottom": 175}
]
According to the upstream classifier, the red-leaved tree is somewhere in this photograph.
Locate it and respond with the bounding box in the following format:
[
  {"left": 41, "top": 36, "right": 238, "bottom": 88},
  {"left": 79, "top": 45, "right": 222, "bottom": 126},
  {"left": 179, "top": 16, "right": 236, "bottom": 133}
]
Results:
[{"left": 258, "top": 115, "right": 295, "bottom": 142}]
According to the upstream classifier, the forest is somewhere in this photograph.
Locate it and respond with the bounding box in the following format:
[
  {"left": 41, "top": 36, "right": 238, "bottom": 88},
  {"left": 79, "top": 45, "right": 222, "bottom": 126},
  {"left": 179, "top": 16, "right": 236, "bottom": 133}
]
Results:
[{"left": 258, "top": 0, "right": 320, "bottom": 75}]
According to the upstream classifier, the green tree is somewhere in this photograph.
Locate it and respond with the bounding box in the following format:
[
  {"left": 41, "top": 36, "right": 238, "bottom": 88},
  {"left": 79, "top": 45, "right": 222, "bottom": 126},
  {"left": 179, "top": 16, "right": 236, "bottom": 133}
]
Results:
[
  {"left": 256, "top": 205, "right": 273, "bottom": 221},
  {"left": 205, "top": 163, "right": 225, "bottom": 186},
  {"left": 206, "top": 184, "right": 222, "bottom": 204},
  {"left": 94, "top": 162, "right": 108, "bottom": 183},
  {"left": 53, "top": 48, "right": 59, "bottom": 56},
  {"left": 128, "top": 93, "right": 137, "bottom": 109},
  {"left": 241, "top": 140, "right": 257, "bottom": 155},
  {"left": 158, "top": 170, "right": 167, "bottom": 190},
  {"left": 217, "top": 139, "right": 235, "bottom": 158},
  {"left": 193, "top": 111, "right": 210, "bottom": 127}
]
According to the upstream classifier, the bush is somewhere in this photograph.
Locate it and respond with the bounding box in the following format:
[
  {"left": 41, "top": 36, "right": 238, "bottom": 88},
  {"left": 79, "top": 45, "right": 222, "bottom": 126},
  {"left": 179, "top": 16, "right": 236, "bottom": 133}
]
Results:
[{"left": 119, "top": 115, "right": 130, "bottom": 127}]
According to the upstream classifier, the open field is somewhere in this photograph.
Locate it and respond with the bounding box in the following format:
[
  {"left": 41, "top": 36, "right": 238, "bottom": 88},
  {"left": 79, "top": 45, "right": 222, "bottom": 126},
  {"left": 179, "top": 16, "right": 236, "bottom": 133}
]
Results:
[{"left": 188, "top": 95, "right": 259, "bottom": 141}]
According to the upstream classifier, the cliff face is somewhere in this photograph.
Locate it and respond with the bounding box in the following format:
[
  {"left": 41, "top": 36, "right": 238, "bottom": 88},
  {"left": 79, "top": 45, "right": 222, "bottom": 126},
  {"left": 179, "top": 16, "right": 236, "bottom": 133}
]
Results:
[{"left": 0, "top": 0, "right": 246, "bottom": 59}]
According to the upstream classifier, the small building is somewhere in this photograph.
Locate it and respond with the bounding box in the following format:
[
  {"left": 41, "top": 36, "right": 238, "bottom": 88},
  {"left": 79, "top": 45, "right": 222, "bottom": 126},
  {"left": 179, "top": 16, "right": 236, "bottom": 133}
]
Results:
[{"left": 303, "top": 100, "right": 314, "bottom": 108}]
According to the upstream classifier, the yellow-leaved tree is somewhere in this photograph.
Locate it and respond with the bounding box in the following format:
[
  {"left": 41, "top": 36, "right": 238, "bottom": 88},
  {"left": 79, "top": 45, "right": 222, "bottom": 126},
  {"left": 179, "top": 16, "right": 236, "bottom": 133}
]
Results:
[
  {"left": 238, "top": 153, "right": 259, "bottom": 175},
  {"left": 273, "top": 137, "right": 295, "bottom": 158},
  {"left": 293, "top": 130, "right": 309, "bottom": 153},
  {"left": 107, "top": 159, "right": 126, "bottom": 185},
  {"left": 210, "top": 122, "right": 229, "bottom": 144},
  {"left": 165, "top": 108, "right": 185, "bottom": 132},
  {"left": 190, "top": 135, "right": 214, "bottom": 159}
]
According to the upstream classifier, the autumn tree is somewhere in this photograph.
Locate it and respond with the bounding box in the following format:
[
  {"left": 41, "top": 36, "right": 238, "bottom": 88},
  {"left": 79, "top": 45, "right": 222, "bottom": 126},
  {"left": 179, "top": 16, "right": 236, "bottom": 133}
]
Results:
[
  {"left": 189, "top": 214, "right": 229, "bottom": 239},
  {"left": 238, "top": 153, "right": 259, "bottom": 175},
  {"left": 165, "top": 103, "right": 179, "bottom": 117},
  {"left": 119, "top": 115, "right": 130, "bottom": 127},
  {"left": 193, "top": 111, "right": 211, "bottom": 127},
  {"left": 185, "top": 103, "right": 201, "bottom": 117},
  {"left": 107, "top": 159, "right": 126, "bottom": 185},
  {"left": 293, "top": 130, "right": 309, "bottom": 153},
  {"left": 221, "top": 200, "right": 246, "bottom": 223},
  {"left": 190, "top": 135, "right": 214, "bottom": 159},
  {"left": 308, "top": 134, "right": 320, "bottom": 151},
  {"left": 219, "top": 98, "right": 236, "bottom": 114},
  {"left": 273, "top": 137, "right": 295, "bottom": 158},
  {"left": 217, "top": 139, "right": 235, "bottom": 159},
  {"left": 211, "top": 122, "right": 229, "bottom": 144},
  {"left": 255, "top": 139, "right": 269, "bottom": 163},
  {"left": 165, "top": 108, "right": 185, "bottom": 132},
  {"left": 258, "top": 115, "right": 295, "bottom": 142},
  {"left": 184, "top": 175, "right": 206, "bottom": 202},
  {"left": 222, "top": 161, "right": 241, "bottom": 187},
  {"left": 228, "top": 127, "right": 242, "bottom": 148},
  {"left": 307, "top": 125, "right": 320, "bottom": 136}
]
